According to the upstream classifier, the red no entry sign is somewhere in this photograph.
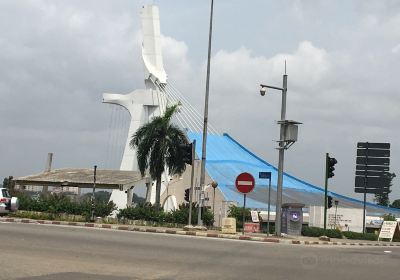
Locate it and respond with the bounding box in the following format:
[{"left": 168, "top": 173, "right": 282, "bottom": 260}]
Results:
[{"left": 235, "top": 172, "right": 255, "bottom": 194}]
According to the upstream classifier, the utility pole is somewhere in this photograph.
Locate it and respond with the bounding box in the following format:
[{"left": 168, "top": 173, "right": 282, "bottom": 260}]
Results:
[
  {"left": 275, "top": 73, "right": 288, "bottom": 236},
  {"left": 259, "top": 68, "right": 301, "bottom": 236},
  {"left": 324, "top": 153, "right": 329, "bottom": 230},
  {"left": 188, "top": 140, "right": 196, "bottom": 226},
  {"left": 198, "top": 0, "right": 214, "bottom": 226},
  {"left": 91, "top": 165, "right": 97, "bottom": 222}
]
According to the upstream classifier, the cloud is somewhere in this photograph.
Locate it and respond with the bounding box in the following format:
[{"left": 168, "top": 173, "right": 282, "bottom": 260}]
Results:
[
  {"left": 0, "top": 0, "right": 141, "bottom": 175},
  {"left": 161, "top": 35, "right": 193, "bottom": 87},
  {"left": 392, "top": 44, "right": 400, "bottom": 54},
  {"left": 185, "top": 38, "right": 400, "bottom": 199},
  {"left": 1, "top": 0, "right": 399, "bottom": 201}
]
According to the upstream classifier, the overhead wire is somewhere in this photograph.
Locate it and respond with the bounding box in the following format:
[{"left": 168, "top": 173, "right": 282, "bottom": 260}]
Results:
[
  {"left": 110, "top": 106, "right": 119, "bottom": 169},
  {"left": 164, "top": 87, "right": 214, "bottom": 133},
  {"left": 104, "top": 104, "right": 114, "bottom": 169},
  {"left": 164, "top": 88, "right": 193, "bottom": 131},
  {"left": 164, "top": 81, "right": 220, "bottom": 134},
  {"left": 116, "top": 107, "right": 126, "bottom": 169},
  {"left": 162, "top": 85, "right": 203, "bottom": 132},
  {"left": 109, "top": 106, "right": 118, "bottom": 169},
  {"left": 162, "top": 85, "right": 201, "bottom": 131},
  {"left": 168, "top": 80, "right": 220, "bottom": 133}
]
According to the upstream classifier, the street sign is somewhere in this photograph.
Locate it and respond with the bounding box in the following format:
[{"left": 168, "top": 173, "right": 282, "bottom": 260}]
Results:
[
  {"left": 355, "top": 176, "right": 390, "bottom": 188},
  {"left": 356, "top": 157, "right": 390, "bottom": 166},
  {"left": 354, "top": 141, "right": 391, "bottom": 234},
  {"left": 236, "top": 172, "right": 256, "bottom": 235},
  {"left": 357, "top": 149, "right": 390, "bottom": 158},
  {"left": 356, "top": 165, "right": 389, "bottom": 172},
  {"left": 355, "top": 170, "right": 390, "bottom": 177},
  {"left": 235, "top": 172, "right": 255, "bottom": 194},
  {"left": 355, "top": 187, "right": 390, "bottom": 194},
  {"left": 259, "top": 172, "right": 271, "bottom": 179},
  {"left": 357, "top": 142, "right": 390, "bottom": 149}
]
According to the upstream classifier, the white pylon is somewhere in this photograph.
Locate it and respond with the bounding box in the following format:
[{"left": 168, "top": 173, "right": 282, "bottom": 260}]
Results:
[{"left": 103, "top": 5, "right": 168, "bottom": 211}]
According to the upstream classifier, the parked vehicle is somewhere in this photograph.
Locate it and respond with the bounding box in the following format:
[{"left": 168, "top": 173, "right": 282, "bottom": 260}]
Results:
[{"left": 0, "top": 188, "right": 18, "bottom": 215}]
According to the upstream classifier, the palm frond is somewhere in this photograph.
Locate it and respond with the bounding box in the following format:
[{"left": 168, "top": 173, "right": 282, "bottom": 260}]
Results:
[
  {"left": 165, "top": 125, "right": 189, "bottom": 175},
  {"left": 129, "top": 104, "right": 188, "bottom": 203},
  {"left": 163, "top": 105, "right": 179, "bottom": 123}
]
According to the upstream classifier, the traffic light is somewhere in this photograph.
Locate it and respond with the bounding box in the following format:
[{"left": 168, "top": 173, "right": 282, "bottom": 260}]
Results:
[
  {"left": 184, "top": 188, "right": 190, "bottom": 202},
  {"left": 327, "top": 195, "right": 333, "bottom": 209},
  {"left": 327, "top": 156, "right": 338, "bottom": 178},
  {"left": 179, "top": 143, "right": 193, "bottom": 165}
]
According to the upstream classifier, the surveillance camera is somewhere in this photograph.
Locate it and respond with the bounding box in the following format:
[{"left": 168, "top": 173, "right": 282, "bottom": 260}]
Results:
[{"left": 260, "top": 87, "right": 267, "bottom": 96}]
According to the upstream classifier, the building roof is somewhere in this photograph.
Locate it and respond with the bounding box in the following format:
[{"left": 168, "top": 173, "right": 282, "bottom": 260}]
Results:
[
  {"left": 187, "top": 132, "right": 400, "bottom": 217},
  {"left": 14, "top": 168, "right": 143, "bottom": 190}
]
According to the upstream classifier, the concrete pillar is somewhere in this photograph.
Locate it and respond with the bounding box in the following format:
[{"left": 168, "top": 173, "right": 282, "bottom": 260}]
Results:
[
  {"left": 43, "top": 153, "right": 53, "bottom": 194},
  {"left": 127, "top": 187, "right": 134, "bottom": 207},
  {"left": 145, "top": 182, "right": 152, "bottom": 203}
]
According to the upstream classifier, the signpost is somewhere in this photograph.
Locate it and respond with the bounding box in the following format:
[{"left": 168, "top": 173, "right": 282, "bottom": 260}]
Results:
[
  {"left": 235, "top": 172, "right": 255, "bottom": 235},
  {"left": 355, "top": 142, "right": 391, "bottom": 233},
  {"left": 378, "top": 221, "right": 400, "bottom": 242},
  {"left": 259, "top": 171, "right": 272, "bottom": 235},
  {"left": 250, "top": 210, "right": 260, "bottom": 223}
]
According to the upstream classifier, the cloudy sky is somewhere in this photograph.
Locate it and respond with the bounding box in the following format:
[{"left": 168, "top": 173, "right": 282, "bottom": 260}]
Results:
[{"left": 1, "top": 0, "right": 400, "bottom": 202}]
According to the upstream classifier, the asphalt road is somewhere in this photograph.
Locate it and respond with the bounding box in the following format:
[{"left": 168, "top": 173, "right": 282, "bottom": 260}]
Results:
[{"left": 1, "top": 222, "right": 399, "bottom": 280}]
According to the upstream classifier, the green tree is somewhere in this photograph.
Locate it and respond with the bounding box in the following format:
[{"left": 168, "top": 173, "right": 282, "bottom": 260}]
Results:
[
  {"left": 228, "top": 205, "right": 252, "bottom": 230},
  {"left": 390, "top": 199, "right": 400, "bottom": 209},
  {"left": 130, "top": 105, "right": 188, "bottom": 210},
  {"left": 382, "top": 213, "right": 396, "bottom": 221},
  {"left": 2, "top": 176, "right": 15, "bottom": 192},
  {"left": 374, "top": 172, "right": 396, "bottom": 206}
]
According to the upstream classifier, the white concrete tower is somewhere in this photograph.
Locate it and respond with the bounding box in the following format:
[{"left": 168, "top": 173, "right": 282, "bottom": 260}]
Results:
[{"left": 103, "top": 5, "right": 168, "bottom": 210}]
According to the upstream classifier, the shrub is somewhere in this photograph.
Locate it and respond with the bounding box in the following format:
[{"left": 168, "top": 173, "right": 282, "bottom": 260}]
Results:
[
  {"left": 13, "top": 191, "right": 116, "bottom": 219},
  {"left": 117, "top": 203, "right": 167, "bottom": 223},
  {"left": 302, "top": 226, "right": 326, "bottom": 237},
  {"left": 343, "top": 231, "right": 378, "bottom": 241},
  {"left": 324, "top": 229, "right": 343, "bottom": 239},
  {"left": 11, "top": 210, "right": 86, "bottom": 222},
  {"left": 301, "top": 226, "right": 342, "bottom": 239},
  {"left": 227, "top": 205, "right": 251, "bottom": 230},
  {"left": 117, "top": 203, "right": 214, "bottom": 227}
]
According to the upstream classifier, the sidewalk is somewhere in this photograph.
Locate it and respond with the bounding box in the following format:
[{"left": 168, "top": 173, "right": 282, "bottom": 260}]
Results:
[{"left": 1, "top": 217, "right": 399, "bottom": 247}]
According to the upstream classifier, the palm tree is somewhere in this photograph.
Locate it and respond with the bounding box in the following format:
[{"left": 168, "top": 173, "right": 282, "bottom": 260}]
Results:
[{"left": 130, "top": 105, "right": 188, "bottom": 210}]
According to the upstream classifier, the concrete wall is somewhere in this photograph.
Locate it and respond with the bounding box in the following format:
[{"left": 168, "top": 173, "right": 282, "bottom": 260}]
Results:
[{"left": 309, "top": 205, "right": 364, "bottom": 233}]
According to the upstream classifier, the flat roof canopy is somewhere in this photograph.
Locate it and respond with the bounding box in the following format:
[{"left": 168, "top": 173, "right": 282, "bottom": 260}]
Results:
[{"left": 14, "top": 168, "right": 144, "bottom": 190}]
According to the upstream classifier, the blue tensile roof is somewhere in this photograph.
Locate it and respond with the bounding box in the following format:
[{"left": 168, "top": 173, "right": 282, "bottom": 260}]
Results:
[{"left": 187, "top": 132, "right": 400, "bottom": 217}]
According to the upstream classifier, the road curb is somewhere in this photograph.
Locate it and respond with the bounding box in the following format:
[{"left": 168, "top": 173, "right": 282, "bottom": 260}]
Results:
[{"left": 2, "top": 217, "right": 399, "bottom": 247}]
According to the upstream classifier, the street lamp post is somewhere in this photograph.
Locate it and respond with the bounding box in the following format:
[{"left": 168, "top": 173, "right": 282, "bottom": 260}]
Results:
[
  {"left": 198, "top": 0, "right": 214, "bottom": 227},
  {"left": 259, "top": 70, "right": 301, "bottom": 237},
  {"left": 211, "top": 181, "right": 218, "bottom": 220}
]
